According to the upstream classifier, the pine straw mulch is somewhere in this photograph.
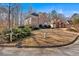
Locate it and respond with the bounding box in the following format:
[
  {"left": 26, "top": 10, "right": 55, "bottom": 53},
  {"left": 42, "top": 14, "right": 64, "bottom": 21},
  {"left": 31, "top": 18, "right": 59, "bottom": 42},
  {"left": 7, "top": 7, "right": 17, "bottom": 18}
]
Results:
[
  {"left": 0, "top": 28, "right": 78, "bottom": 47},
  {"left": 21, "top": 28, "right": 78, "bottom": 47}
]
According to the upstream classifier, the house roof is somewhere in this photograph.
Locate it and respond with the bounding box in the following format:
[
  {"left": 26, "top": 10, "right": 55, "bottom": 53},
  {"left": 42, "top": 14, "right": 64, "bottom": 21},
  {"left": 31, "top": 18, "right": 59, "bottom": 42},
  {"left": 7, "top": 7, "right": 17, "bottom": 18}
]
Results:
[
  {"left": 25, "top": 12, "right": 39, "bottom": 19},
  {"left": 31, "top": 13, "right": 39, "bottom": 16}
]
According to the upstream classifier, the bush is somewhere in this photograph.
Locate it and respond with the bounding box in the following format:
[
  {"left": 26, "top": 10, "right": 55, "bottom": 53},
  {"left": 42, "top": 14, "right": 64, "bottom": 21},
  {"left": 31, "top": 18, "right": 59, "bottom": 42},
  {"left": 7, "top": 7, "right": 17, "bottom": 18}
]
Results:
[
  {"left": 3, "top": 29, "right": 11, "bottom": 35},
  {"left": 39, "top": 24, "right": 51, "bottom": 29},
  {"left": 22, "top": 27, "right": 31, "bottom": 35},
  {"left": 72, "top": 13, "right": 79, "bottom": 25},
  {"left": 2, "top": 26, "right": 31, "bottom": 42},
  {"left": 31, "top": 26, "right": 40, "bottom": 30},
  {"left": 39, "top": 24, "right": 42, "bottom": 28},
  {"left": 72, "top": 18, "right": 79, "bottom": 25},
  {"left": 12, "top": 28, "right": 22, "bottom": 34},
  {"left": 18, "top": 26, "right": 25, "bottom": 28}
]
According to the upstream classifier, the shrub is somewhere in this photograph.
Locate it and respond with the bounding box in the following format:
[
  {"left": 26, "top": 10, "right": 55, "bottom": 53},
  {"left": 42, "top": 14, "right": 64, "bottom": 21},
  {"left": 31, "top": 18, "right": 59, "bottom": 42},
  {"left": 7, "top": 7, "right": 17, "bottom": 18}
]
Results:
[
  {"left": 71, "top": 13, "right": 79, "bottom": 24},
  {"left": 2, "top": 26, "right": 31, "bottom": 42},
  {"left": 72, "top": 18, "right": 79, "bottom": 25},
  {"left": 12, "top": 28, "right": 21, "bottom": 34},
  {"left": 31, "top": 26, "right": 40, "bottom": 30},
  {"left": 18, "top": 26, "right": 25, "bottom": 28},
  {"left": 3, "top": 29, "right": 11, "bottom": 35},
  {"left": 22, "top": 27, "right": 31, "bottom": 35},
  {"left": 39, "top": 24, "right": 43, "bottom": 28}
]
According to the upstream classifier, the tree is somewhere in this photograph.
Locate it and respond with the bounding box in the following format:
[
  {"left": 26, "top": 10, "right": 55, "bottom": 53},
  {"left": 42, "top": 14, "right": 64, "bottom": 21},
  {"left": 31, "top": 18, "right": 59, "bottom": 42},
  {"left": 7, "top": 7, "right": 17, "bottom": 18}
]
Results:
[
  {"left": 71, "top": 13, "right": 79, "bottom": 32},
  {"left": 57, "top": 13, "right": 66, "bottom": 20},
  {"left": 9, "top": 3, "right": 21, "bottom": 28},
  {"left": 0, "top": 4, "right": 9, "bottom": 32},
  {"left": 0, "top": 3, "right": 22, "bottom": 42},
  {"left": 51, "top": 10, "right": 58, "bottom": 19},
  {"left": 71, "top": 13, "right": 79, "bottom": 25},
  {"left": 9, "top": 3, "right": 22, "bottom": 42}
]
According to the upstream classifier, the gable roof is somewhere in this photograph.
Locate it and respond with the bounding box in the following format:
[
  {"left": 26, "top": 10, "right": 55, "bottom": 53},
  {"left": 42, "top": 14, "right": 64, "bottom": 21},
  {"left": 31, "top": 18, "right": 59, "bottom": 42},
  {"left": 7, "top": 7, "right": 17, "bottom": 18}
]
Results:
[
  {"left": 31, "top": 13, "right": 39, "bottom": 16},
  {"left": 25, "top": 12, "right": 39, "bottom": 19}
]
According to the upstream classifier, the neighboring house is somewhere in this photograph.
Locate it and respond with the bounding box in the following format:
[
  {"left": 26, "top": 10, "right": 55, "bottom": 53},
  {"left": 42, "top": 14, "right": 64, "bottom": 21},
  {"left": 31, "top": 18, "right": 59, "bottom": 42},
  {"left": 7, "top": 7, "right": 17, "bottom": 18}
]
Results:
[
  {"left": 50, "top": 19, "right": 56, "bottom": 28},
  {"left": 66, "top": 20, "right": 73, "bottom": 28},
  {"left": 24, "top": 12, "right": 49, "bottom": 28},
  {"left": 24, "top": 13, "right": 39, "bottom": 28},
  {"left": 38, "top": 13, "right": 49, "bottom": 26},
  {"left": 50, "top": 19, "right": 66, "bottom": 28},
  {"left": 25, "top": 12, "right": 68, "bottom": 29}
]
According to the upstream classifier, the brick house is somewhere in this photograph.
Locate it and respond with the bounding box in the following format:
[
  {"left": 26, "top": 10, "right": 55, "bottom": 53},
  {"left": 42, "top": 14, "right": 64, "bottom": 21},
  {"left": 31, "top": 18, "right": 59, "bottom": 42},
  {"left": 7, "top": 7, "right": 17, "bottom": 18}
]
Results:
[
  {"left": 50, "top": 19, "right": 66, "bottom": 28},
  {"left": 24, "top": 12, "right": 49, "bottom": 28},
  {"left": 24, "top": 13, "right": 39, "bottom": 28},
  {"left": 25, "top": 12, "right": 67, "bottom": 29},
  {"left": 38, "top": 13, "right": 49, "bottom": 26}
]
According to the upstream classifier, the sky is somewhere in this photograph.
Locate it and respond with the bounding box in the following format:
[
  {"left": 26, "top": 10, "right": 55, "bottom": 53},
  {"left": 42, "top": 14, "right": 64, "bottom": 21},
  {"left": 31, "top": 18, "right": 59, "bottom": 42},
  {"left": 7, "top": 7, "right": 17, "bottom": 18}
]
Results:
[
  {"left": 0, "top": 3, "right": 79, "bottom": 17},
  {"left": 20, "top": 3, "right": 79, "bottom": 17}
]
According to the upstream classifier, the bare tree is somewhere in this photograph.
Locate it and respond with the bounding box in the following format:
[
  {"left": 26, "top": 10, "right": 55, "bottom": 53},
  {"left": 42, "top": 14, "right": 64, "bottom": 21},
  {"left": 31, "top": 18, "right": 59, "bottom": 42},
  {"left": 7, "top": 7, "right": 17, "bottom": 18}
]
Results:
[
  {"left": 8, "top": 3, "right": 21, "bottom": 42},
  {"left": 0, "top": 3, "right": 21, "bottom": 42},
  {"left": 0, "top": 4, "right": 9, "bottom": 32}
]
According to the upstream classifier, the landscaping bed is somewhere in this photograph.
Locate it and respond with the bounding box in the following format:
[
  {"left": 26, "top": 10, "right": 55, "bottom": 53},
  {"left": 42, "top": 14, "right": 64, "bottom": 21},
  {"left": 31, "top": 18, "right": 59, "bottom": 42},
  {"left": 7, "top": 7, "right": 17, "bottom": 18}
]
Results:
[
  {"left": 21, "top": 28, "right": 79, "bottom": 47},
  {"left": 0, "top": 28, "right": 79, "bottom": 48}
]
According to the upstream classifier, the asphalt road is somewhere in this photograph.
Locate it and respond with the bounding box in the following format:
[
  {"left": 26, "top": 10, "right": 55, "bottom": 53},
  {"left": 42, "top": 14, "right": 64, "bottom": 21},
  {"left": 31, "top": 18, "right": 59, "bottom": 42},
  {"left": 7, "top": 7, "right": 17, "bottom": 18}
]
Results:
[{"left": 0, "top": 37, "right": 79, "bottom": 56}]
